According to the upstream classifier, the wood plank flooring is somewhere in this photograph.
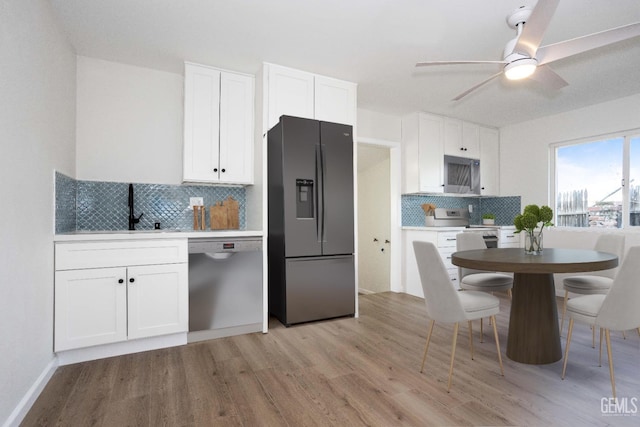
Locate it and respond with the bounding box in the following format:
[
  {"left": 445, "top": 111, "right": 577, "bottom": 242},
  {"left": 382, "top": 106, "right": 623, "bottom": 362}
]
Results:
[{"left": 22, "top": 292, "right": 640, "bottom": 426}]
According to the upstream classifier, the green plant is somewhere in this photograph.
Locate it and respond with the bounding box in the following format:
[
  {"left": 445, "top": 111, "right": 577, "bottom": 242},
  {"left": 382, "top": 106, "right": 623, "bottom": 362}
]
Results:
[
  {"left": 482, "top": 213, "right": 496, "bottom": 220},
  {"left": 514, "top": 204, "right": 553, "bottom": 253}
]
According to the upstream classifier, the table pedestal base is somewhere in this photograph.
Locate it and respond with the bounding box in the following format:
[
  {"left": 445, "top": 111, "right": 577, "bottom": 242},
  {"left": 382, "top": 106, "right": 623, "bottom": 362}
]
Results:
[{"left": 507, "top": 273, "right": 562, "bottom": 364}]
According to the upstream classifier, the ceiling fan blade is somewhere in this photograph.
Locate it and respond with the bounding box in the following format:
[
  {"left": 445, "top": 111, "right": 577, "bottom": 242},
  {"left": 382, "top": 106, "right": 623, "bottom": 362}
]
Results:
[
  {"left": 536, "top": 22, "right": 640, "bottom": 65},
  {"left": 528, "top": 64, "right": 568, "bottom": 90},
  {"left": 416, "top": 60, "right": 506, "bottom": 67},
  {"left": 513, "top": 0, "right": 560, "bottom": 57},
  {"left": 452, "top": 71, "right": 503, "bottom": 101}
]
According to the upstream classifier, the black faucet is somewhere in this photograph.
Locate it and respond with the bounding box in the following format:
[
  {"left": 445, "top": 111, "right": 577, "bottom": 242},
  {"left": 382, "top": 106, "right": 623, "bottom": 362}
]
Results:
[{"left": 128, "top": 183, "right": 143, "bottom": 230}]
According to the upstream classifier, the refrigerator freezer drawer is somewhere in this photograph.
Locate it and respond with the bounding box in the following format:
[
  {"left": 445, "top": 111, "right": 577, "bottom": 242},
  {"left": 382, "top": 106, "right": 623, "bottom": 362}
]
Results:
[{"left": 284, "top": 255, "right": 355, "bottom": 325}]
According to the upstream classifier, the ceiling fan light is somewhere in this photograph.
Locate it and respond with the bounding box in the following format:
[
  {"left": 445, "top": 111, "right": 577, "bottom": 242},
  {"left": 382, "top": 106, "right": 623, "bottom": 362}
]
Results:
[{"left": 504, "top": 58, "right": 537, "bottom": 80}]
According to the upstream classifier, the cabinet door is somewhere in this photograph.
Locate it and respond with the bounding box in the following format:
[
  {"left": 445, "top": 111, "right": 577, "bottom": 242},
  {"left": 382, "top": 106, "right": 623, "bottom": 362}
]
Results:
[
  {"left": 127, "top": 263, "right": 188, "bottom": 339},
  {"left": 267, "top": 64, "right": 315, "bottom": 129},
  {"left": 418, "top": 114, "right": 444, "bottom": 192},
  {"left": 55, "top": 267, "right": 127, "bottom": 351},
  {"left": 314, "top": 76, "right": 357, "bottom": 125},
  {"left": 443, "top": 118, "right": 463, "bottom": 156},
  {"left": 219, "top": 72, "right": 254, "bottom": 184},
  {"left": 183, "top": 64, "right": 221, "bottom": 182},
  {"left": 479, "top": 126, "right": 500, "bottom": 196},
  {"left": 462, "top": 122, "right": 480, "bottom": 158}
]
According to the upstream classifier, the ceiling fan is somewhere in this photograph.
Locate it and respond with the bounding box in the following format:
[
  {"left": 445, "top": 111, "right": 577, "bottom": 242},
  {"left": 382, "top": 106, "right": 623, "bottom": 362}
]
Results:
[{"left": 416, "top": 0, "right": 640, "bottom": 101}]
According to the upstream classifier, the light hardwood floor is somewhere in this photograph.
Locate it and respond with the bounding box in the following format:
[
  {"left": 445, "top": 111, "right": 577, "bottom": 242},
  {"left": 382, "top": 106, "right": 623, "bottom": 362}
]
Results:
[{"left": 23, "top": 292, "right": 640, "bottom": 426}]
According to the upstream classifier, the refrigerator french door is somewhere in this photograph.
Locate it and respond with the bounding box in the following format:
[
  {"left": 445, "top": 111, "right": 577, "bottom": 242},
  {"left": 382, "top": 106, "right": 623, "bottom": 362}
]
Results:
[{"left": 268, "top": 116, "right": 355, "bottom": 326}]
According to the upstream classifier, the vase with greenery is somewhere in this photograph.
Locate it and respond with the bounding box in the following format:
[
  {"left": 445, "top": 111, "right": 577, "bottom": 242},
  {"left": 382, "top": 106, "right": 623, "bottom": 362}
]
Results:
[
  {"left": 514, "top": 204, "right": 553, "bottom": 254},
  {"left": 482, "top": 213, "right": 496, "bottom": 225}
]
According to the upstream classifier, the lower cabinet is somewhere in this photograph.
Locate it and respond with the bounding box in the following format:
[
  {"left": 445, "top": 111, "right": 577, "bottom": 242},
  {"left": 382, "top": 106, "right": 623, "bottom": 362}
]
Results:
[
  {"left": 54, "top": 239, "right": 188, "bottom": 352},
  {"left": 403, "top": 229, "right": 460, "bottom": 298},
  {"left": 499, "top": 229, "right": 521, "bottom": 248}
]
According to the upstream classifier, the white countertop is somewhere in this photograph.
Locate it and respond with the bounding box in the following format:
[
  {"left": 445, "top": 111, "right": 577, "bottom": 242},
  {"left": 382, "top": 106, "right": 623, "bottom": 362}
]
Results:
[
  {"left": 54, "top": 229, "right": 264, "bottom": 242},
  {"left": 402, "top": 225, "right": 516, "bottom": 232}
]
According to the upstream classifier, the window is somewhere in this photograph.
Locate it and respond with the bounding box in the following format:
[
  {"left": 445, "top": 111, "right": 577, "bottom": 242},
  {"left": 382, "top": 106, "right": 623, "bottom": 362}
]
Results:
[{"left": 554, "top": 132, "right": 640, "bottom": 228}]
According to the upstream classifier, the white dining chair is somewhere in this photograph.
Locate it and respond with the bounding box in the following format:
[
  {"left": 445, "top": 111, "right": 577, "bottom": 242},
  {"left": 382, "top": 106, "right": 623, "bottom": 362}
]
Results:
[
  {"left": 456, "top": 233, "right": 513, "bottom": 341},
  {"left": 561, "top": 245, "right": 640, "bottom": 399},
  {"left": 413, "top": 240, "right": 504, "bottom": 392},
  {"left": 560, "top": 234, "right": 625, "bottom": 338}
]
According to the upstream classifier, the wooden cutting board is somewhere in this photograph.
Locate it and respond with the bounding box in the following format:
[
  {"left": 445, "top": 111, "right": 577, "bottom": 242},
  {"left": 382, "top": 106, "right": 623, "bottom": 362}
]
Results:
[
  {"left": 209, "top": 202, "right": 228, "bottom": 230},
  {"left": 225, "top": 196, "right": 239, "bottom": 229}
]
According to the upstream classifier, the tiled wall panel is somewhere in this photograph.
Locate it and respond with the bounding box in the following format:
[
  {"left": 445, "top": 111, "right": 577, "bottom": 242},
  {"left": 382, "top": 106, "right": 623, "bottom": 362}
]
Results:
[{"left": 55, "top": 173, "right": 246, "bottom": 232}]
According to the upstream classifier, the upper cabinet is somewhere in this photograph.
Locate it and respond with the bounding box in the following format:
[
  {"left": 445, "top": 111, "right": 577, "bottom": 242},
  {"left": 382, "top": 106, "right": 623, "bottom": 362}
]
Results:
[
  {"left": 265, "top": 63, "right": 356, "bottom": 131},
  {"left": 402, "top": 112, "right": 499, "bottom": 195},
  {"left": 183, "top": 62, "right": 254, "bottom": 185},
  {"left": 479, "top": 126, "right": 500, "bottom": 196},
  {"left": 444, "top": 118, "right": 480, "bottom": 158},
  {"left": 401, "top": 112, "right": 445, "bottom": 194}
]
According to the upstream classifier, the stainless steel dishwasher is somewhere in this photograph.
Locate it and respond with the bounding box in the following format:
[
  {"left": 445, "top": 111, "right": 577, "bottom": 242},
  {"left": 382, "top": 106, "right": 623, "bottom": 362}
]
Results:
[{"left": 188, "top": 237, "right": 262, "bottom": 342}]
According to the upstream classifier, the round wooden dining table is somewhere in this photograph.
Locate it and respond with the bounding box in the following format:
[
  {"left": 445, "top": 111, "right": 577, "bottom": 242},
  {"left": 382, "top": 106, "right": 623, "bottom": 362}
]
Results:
[{"left": 451, "top": 248, "right": 618, "bottom": 365}]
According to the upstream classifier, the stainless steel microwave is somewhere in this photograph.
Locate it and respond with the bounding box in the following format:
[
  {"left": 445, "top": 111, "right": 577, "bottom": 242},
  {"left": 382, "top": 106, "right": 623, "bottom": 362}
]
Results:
[{"left": 443, "top": 155, "right": 481, "bottom": 194}]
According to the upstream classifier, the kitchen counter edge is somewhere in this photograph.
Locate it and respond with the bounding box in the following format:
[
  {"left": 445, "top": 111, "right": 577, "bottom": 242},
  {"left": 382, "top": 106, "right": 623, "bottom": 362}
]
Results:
[{"left": 54, "top": 230, "right": 264, "bottom": 242}]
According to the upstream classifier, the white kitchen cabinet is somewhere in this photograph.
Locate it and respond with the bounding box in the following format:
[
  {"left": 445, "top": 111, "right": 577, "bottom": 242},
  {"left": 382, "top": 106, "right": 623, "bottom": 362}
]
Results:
[
  {"left": 55, "top": 267, "right": 127, "bottom": 351},
  {"left": 266, "top": 64, "right": 315, "bottom": 127},
  {"left": 499, "top": 229, "right": 521, "bottom": 248},
  {"left": 403, "top": 229, "right": 460, "bottom": 298},
  {"left": 479, "top": 126, "right": 500, "bottom": 196},
  {"left": 401, "top": 112, "right": 444, "bottom": 193},
  {"left": 265, "top": 63, "right": 357, "bottom": 130},
  {"left": 444, "top": 118, "right": 480, "bottom": 158},
  {"left": 54, "top": 239, "right": 188, "bottom": 352},
  {"left": 183, "top": 62, "right": 254, "bottom": 184},
  {"left": 314, "top": 75, "right": 357, "bottom": 126}
]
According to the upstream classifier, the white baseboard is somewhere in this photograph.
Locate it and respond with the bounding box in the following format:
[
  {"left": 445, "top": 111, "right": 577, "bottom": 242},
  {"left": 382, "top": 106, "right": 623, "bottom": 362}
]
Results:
[
  {"left": 57, "top": 333, "right": 187, "bottom": 366},
  {"left": 3, "top": 358, "right": 58, "bottom": 427},
  {"left": 358, "top": 288, "right": 375, "bottom": 295}
]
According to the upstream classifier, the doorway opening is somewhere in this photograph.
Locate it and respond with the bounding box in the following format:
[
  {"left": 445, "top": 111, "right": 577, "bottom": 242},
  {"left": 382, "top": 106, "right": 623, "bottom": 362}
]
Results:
[{"left": 356, "top": 138, "right": 401, "bottom": 295}]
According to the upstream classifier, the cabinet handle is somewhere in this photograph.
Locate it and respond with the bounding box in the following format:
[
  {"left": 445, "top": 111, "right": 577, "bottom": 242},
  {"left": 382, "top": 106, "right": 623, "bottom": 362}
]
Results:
[
  {"left": 118, "top": 279, "right": 124, "bottom": 284},
  {"left": 460, "top": 147, "right": 464, "bottom": 151},
  {"left": 481, "top": 187, "right": 485, "bottom": 190},
  {"left": 213, "top": 168, "right": 218, "bottom": 172},
  {"left": 446, "top": 238, "right": 456, "bottom": 241},
  {"left": 221, "top": 168, "right": 226, "bottom": 173},
  {"left": 129, "top": 278, "right": 135, "bottom": 283}
]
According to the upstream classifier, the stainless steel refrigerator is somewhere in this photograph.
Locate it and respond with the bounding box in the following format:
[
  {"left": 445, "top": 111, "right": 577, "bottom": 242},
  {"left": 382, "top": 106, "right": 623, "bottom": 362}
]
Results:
[{"left": 268, "top": 116, "right": 355, "bottom": 326}]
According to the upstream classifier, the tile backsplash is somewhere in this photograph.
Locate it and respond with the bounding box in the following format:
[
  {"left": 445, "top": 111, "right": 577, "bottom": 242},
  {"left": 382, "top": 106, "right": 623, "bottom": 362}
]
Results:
[
  {"left": 402, "top": 194, "right": 521, "bottom": 227},
  {"left": 55, "top": 172, "right": 246, "bottom": 233}
]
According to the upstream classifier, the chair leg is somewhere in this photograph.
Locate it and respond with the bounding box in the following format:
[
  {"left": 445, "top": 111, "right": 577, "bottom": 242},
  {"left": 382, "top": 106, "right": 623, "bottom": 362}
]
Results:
[
  {"left": 507, "top": 288, "right": 512, "bottom": 299},
  {"left": 605, "top": 329, "right": 616, "bottom": 399},
  {"left": 637, "top": 327, "right": 640, "bottom": 337},
  {"left": 599, "top": 327, "right": 603, "bottom": 367},
  {"left": 622, "top": 330, "right": 626, "bottom": 340},
  {"left": 480, "top": 318, "right": 484, "bottom": 343},
  {"left": 447, "top": 323, "right": 460, "bottom": 393},
  {"left": 560, "top": 290, "right": 569, "bottom": 335},
  {"left": 562, "top": 318, "right": 574, "bottom": 379},
  {"left": 468, "top": 320, "right": 474, "bottom": 360},
  {"left": 491, "top": 315, "right": 504, "bottom": 376},
  {"left": 592, "top": 326, "right": 596, "bottom": 348},
  {"left": 420, "top": 320, "right": 436, "bottom": 373}
]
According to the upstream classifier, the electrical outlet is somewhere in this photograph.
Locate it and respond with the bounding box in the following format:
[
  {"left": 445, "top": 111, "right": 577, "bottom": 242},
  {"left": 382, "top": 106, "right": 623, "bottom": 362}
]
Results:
[{"left": 190, "top": 197, "right": 204, "bottom": 208}]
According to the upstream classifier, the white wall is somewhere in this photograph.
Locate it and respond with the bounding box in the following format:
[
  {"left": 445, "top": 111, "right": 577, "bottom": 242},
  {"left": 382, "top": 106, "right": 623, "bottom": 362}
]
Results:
[
  {"left": 0, "top": 1, "right": 76, "bottom": 425},
  {"left": 358, "top": 146, "right": 391, "bottom": 293},
  {"left": 357, "top": 108, "right": 402, "bottom": 142},
  {"left": 76, "top": 57, "right": 184, "bottom": 184},
  {"left": 500, "top": 93, "right": 640, "bottom": 206}
]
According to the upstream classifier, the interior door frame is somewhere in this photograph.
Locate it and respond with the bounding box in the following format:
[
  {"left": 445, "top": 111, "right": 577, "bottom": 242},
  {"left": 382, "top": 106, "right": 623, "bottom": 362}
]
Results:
[{"left": 357, "top": 137, "right": 402, "bottom": 293}]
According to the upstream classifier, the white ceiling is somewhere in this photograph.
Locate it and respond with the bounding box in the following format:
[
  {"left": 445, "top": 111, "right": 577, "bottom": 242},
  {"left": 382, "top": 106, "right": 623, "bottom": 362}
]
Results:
[{"left": 49, "top": 0, "right": 640, "bottom": 128}]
